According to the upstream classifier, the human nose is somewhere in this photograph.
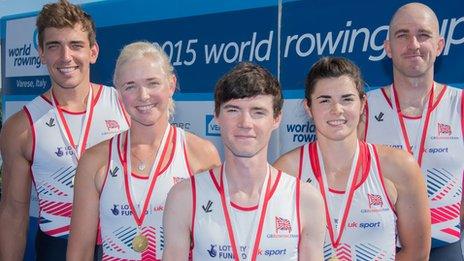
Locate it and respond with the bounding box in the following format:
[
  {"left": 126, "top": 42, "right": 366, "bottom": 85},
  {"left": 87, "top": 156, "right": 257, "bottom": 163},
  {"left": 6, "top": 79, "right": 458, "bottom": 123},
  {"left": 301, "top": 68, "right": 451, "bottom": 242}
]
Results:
[
  {"left": 60, "top": 46, "right": 72, "bottom": 62},
  {"left": 330, "top": 102, "right": 343, "bottom": 114},
  {"left": 238, "top": 112, "right": 253, "bottom": 128},
  {"left": 137, "top": 86, "right": 150, "bottom": 100},
  {"left": 407, "top": 35, "right": 420, "bottom": 50}
]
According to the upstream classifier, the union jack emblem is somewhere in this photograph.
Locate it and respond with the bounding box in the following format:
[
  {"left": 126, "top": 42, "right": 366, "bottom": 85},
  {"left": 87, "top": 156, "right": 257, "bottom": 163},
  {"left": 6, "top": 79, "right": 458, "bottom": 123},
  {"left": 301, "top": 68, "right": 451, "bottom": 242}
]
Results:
[
  {"left": 367, "top": 194, "right": 383, "bottom": 208},
  {"left": 275, "top": 216, "right": 292, "bottom": 234},
  {"left": 105, "top": 120, "right": 120, "bottom": 131},
  {"left": 437, "top": 123, "right": 452, "bottom": 136},
  {"left": 172, "top": 177, "right": 184, "bottom": 184}
]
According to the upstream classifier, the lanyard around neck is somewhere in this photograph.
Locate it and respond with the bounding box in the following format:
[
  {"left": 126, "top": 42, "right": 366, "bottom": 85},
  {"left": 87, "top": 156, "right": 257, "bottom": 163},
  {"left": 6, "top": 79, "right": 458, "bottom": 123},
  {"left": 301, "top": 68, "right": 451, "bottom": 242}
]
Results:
[
  {"left": 122, "top": 125, "right": 172, "bottom": 228},
  {"left": 219, "top": 163, "right": 272, "bottom": 261},
  {"left": 51, "top": 85, "right": 95, "bottom": 162},
  {"left": 391, "top": 83, "right": 434, "bottom": 166}
]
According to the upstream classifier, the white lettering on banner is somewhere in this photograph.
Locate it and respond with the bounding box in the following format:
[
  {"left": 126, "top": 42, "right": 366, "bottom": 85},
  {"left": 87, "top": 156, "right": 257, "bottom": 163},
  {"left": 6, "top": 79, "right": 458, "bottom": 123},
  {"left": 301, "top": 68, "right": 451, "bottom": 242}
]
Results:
[
  {"left": 7, "top": 44, "right": 42, "bottom": 68},
  {"left": 154, "top": 17, "right": 463, "bottom": 67},
  {"left": 284, "top": 21, "right": 389, "bottom": 61},
  {"left": 161, "top": 39, "right": 199, "bottom": 66},
  {"left": 204, "top": 31, "right": 273, "bottom": 64},
  {"left": 286, "top": 121, "right": 317, "bottom": 143},
  {"left": 15, "top": 79, "right": 48, "bottom": 89},
  {"left": 5, "top": 16, "right": 48, "bottom": 77},
  {"left": 441, "top": 17, "right": 464, "bottom": 55}
]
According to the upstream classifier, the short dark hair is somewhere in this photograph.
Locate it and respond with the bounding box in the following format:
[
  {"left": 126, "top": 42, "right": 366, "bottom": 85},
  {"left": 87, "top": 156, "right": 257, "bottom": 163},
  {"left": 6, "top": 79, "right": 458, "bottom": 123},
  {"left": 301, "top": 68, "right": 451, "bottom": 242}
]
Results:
[
  {"left": 36, "top": 0, "right": 96, "bottom": 49},
  {"left": 214, "top": 62, "right": 283, "bottom": 118},
  {"left": 305, "top": 57, "right": 365, "bottom": 106}
]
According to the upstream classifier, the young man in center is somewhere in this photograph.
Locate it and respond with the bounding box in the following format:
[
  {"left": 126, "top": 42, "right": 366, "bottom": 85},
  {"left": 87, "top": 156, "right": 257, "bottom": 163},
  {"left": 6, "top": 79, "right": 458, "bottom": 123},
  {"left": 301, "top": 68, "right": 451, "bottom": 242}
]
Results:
[{"left": 162, "top": 62, "right": 326, "bottom": 260}]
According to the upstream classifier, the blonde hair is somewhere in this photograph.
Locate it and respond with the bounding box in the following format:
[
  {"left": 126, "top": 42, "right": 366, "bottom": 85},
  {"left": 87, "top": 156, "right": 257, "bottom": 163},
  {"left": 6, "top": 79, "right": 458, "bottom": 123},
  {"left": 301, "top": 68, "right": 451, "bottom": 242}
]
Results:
[{"left": 113, "top": 41, "right": 176, "bottom": 118}]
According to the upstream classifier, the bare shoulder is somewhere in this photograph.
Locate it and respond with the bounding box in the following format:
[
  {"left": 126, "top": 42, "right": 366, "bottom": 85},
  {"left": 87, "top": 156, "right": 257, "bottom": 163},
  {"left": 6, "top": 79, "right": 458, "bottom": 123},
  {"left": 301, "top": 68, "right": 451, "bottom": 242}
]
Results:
[
  {"left": 375, "top": 145, "right": 421, "bottom": 184},
  {"left": 77, "top": 139, "right": 113, "bottom": 191},
  {"left": 168, "top": 177, "right": 193, "bottom": 201},
  {"left": 299, "top": 181, "right": 324, "bottom": 208},
  {"left": 184, "top": 131, "right": 218, "bottom": 158},
  {"left": 298, "top": 180, "right": 325, "bottom": 235},
  {"left": 184, "top": 131, "right": 221, "bottom": 173},
  {"left": 273, "top": 146, "right": 302, "bottom": 177},
  {"left": 0, "top": 110, "right": 32, "bottom": 158},
  {"left": 80, "top": 139, "right": 111, "bottom": 165}
]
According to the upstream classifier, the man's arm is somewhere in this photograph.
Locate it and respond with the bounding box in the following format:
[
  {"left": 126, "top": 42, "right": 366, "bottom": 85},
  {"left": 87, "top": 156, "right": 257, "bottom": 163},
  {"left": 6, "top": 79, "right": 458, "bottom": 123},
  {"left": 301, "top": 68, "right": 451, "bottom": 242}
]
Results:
[
  {"left": 298, "top": 182, "right": 326, "bottom": 260},
  {"left": 67, "top": 142, "right": 108, "bottom": 261},
  {"left": 0, "top": 111, "right": 33, "bottom": 261},
  {"left": 162, "top": 179, "right": 193, "bottom": 261},
  {"left": 185, "top": 132, "right": 221, "bottom": 174},
  {"left": 378, "top": 146, "right": 431, "bottom": 261},
  {"left": 273, "top": 147, "right": 300, "bottom": 178}
]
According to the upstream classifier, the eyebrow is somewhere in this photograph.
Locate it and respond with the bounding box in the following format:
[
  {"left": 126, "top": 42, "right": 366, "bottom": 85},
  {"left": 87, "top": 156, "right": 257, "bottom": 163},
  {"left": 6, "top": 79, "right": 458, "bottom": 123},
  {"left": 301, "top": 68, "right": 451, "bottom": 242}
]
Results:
[
  {"left": 145, "top": 77, "right": 161, "bottom": 82},
  {"left": 418, "top": 29, "right": 433, "bottom": 34},
  {"left": 223, "top": 104, "right": 240, "bottom": 110},
  {"left": 222, "top": 104, "right": 269, "bottom": 112},
  {"left": 69, "top": 40, "right": 86, "bottom": 45},
  {"left": 342, "top": 94, "right": 356, "bottom": 98},
  {"left": 122, "top": 81, "right": 135, "bottom": 86},
  {"left": 44, "top": 40, "right": 86, "bottom": 47},
  {"left": 316, "top": 94, "right": 356, "bottom": 99},
  {"left": 394, "top": 28, "right": 433, "bottom": 36},
  {"left": 393, "top": 29, "right": 410, "bottom": 36},
  {"left": 44, "top": 41, "right": 61, "bottom": 47}
]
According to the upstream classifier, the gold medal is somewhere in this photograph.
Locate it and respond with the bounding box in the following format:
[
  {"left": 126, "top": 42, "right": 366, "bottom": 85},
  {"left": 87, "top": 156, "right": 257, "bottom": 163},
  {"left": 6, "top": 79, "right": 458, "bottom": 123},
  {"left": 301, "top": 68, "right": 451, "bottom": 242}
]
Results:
[
  {"left": 132, "top": 234, "right": 149, "bottom": 252},
  {"left": 328, "top": 256, "right": 339, "bottom": 261}
]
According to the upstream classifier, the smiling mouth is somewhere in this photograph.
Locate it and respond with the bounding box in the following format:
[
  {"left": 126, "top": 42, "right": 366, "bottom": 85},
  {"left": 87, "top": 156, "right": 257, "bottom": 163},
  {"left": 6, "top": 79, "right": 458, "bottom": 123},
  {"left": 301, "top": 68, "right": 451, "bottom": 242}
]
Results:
[
  {"left": 327, "top": 119, "right": 347, "bottom": 126},
  {"left": 58, "top": 66, "right": 78, "bottom": 74},
  {"left": 136, "top": 104, "right": 155, "bottom": 112}
]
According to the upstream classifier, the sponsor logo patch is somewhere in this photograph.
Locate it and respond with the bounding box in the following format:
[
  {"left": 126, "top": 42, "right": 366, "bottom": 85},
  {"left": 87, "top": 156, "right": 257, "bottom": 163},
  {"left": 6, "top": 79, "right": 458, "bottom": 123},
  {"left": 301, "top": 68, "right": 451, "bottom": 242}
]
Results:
[
  {"left": 46, "top": 117, "right": 55, "bottom": 127},
  {"left": 431, "top": 123, "right": 459, "bottom": 140},
  {"left": 275, "top": 216, "right": 292, "bottom": 234},
  {"left": 367, "top": 193, "right": 383, "bottom": 208},
  {"left": 205, "top": 115, "right": 220, "bottom": 136},
  {"left": 202, "top": 200, "right": 213, "bottom": 213},
  {"left": 374, "top": 112, "right": 384, "bottom": 122},
  {"left": 172, "top": 177, "right": 184, "bottom": 184},
  {"left": 105, "top": 120, "right": 120, "bottom": 132},
  {"left": 437, "top": 123, "right": 452, "bottom": 136}
]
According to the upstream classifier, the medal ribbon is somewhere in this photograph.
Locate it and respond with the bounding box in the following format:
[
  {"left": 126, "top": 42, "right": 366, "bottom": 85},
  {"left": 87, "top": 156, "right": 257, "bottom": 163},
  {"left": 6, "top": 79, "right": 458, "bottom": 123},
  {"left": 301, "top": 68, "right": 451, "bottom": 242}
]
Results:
[
  {"left": 51, "top": 85, "right": 95, "bottom": 162},
  {"left": 123, "top": 125, "right": 172, "bottom": 228},
  {"left": 310, "top": 141, "right": 365, "bottom": 248},
  {"left": 219, "top": 163, "right": 272, "bottom": 261},
  {"left": 391, "top": 83, "right": 434, "bottom": 166}
]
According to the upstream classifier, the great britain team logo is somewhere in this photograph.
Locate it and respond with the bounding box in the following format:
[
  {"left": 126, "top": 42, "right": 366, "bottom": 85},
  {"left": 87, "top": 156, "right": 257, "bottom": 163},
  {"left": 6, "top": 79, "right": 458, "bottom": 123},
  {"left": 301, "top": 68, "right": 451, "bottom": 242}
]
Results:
[
  {"left": 437, "top": 123, "right": 452, "bottom": 136},
  {"left": 105, "top": 120, "right": 120, "bottom": 132},
  {"left": 367, "top": 194, "right": 383, "bottom": 209},
  {"left": 431, "top": 122, "right": 459, "bottom": 140},
  {"left": 275, "top": 216, "right": 292, "bottom": 234},
  {"left": 172, "top": 177, "right": 184, "bottom": 184}
]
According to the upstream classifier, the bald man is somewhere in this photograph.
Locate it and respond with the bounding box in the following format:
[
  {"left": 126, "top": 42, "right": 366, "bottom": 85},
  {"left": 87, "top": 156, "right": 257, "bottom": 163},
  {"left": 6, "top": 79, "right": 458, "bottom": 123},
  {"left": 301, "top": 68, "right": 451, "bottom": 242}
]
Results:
[{"left": 361, "top": 3, "right": 463, "bottom": 260}]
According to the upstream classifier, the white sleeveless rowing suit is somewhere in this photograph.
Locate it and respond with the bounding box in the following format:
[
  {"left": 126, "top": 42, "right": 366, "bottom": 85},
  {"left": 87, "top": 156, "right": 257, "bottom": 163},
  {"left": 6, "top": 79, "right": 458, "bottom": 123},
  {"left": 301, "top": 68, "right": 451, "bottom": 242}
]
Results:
[
  {"left": 299, "top": 142, "right": 397, "bottom": 260},
  {"left": 191, "top": 170, "right": 300, "bottom": 260},
  {"left": 24, "top": 85, "right": 129, "bottom": 237},
  {"left": 366, "top": 85, "right": 463, "bottom": 247},
  {"left": 100, "top": 126, "right": 192, "bottom": 260}
]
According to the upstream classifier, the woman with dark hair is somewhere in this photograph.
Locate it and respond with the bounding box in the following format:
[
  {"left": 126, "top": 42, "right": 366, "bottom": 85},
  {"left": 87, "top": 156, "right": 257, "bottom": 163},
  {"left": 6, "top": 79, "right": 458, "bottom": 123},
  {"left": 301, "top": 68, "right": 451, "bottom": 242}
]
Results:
[{"left": 274, "top": 57, "right": 430, "bottom": 260}]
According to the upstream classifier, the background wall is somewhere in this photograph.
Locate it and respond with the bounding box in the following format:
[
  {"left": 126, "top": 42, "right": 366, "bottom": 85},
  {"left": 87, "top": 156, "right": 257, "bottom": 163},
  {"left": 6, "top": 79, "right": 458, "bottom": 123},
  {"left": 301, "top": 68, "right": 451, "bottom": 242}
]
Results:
[{"left": 1, "top": 0, "right": 463, "bottom": 259}]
